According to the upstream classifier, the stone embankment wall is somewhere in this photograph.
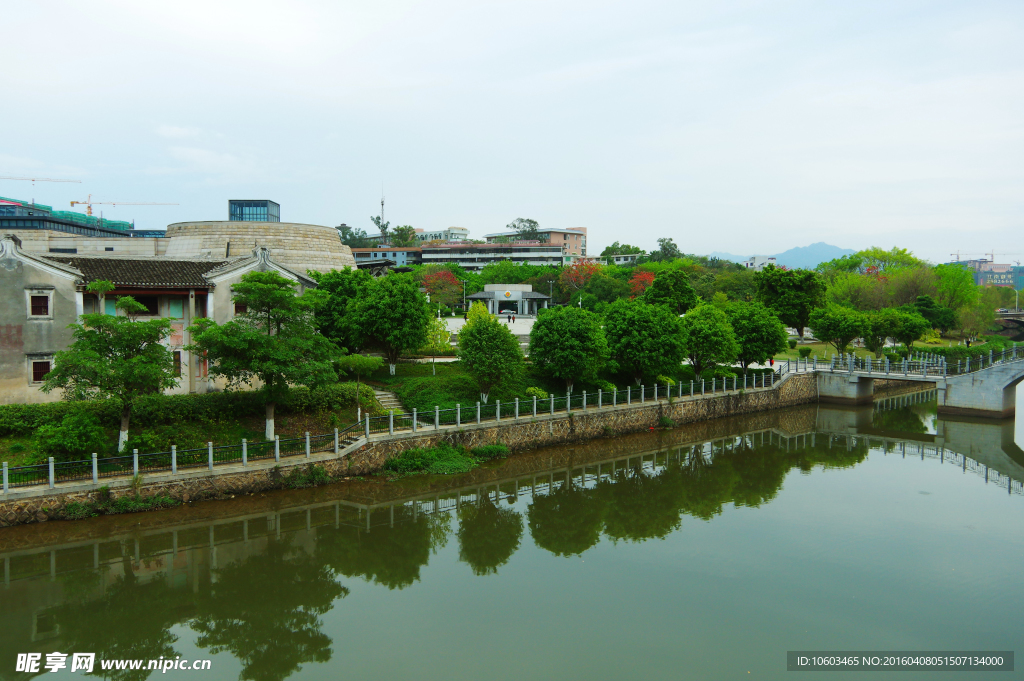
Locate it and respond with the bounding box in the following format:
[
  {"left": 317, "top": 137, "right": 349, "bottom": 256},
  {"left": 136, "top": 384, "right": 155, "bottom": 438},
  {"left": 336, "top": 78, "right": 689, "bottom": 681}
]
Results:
[{"left": 1, "top": 374, "right": 818, "bottom": 527}]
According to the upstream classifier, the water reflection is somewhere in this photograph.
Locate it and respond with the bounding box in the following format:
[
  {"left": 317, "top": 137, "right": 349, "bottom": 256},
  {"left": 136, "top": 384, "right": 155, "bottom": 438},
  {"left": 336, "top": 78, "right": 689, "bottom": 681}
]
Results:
[{"left": 1, "top": 394, "right": 1020, "bottom": 680}]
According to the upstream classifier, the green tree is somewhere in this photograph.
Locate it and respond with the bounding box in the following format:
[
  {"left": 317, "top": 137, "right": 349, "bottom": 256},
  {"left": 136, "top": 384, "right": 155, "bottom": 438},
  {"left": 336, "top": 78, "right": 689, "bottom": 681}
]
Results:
[
  {"left": 857, "top": 246, "right": 925, "bottom": 271},
  {"left": 807, "top": 304, "right": 867, "bottom": 355},
  {"left": 528, "top": 307, "right": 609, "bottom": 393},
  {"left": 42, "top": 282, "right": 178, "bottom": 452},
  {"left": 506, "top": 217, "right": 541, "bottom": 241},
  {"left": 391, "top": 225, "right": 418, "bottom": 247},
  {"left": 862, "top": 308, "right": 901, "bottom": 357},
  {"left": 349, "top": 274, "right": 430, "bottom": 375},
  {"left": 188, "top": 271, "right": 341, "bottom": 440},
  {"left": 678, "top": 303, "right": 738, "bottom": 377},
  {"left": 642, "top": 268, "right": 699, "bottom": 315},
  {"left": 601, "top": 241, "right": 644, "bottom": 258},
  {"left": 911, "top": 294, "right": 957, "bottom": 334},
  {"left": 753, "top": 264, "right": 825, "bottom": 338},
  {"left": 464, "top": 300, "right": 493, "bottom": 327},
  {"left": 603, "top": 299, "right": 685, "bottom": 384},
  {"left": 727, "top": 302, "right": 788, "bottom": 372},
  {"left": 934, "top": 263, "right": 978, "bottom": 312},
  {"left": 891, "top": 309, "right": 931, "bottom": 351},
  {"left": 309, "top": 267, "right": 373, "bottom": 353},
  {"left": 457, "top": 315, "right": 524, "bottom": 403},
  {"left": 369, "top": 214, "right": 390, "bottom": 244},
  {"left": 457, "top": 499, "right": 524, "bottom": 576},
  {"left": 337, "top": 224, "right": 371, "bottom": 248},
  {"left": 648, "top": 237, "right": 682, "bottom": 262}
]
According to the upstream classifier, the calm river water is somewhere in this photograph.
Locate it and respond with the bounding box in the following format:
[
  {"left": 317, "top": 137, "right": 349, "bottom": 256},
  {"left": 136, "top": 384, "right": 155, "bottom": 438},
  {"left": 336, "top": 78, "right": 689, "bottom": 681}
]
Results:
[{"left": 1, "top": 391, "right": 1022, "bottom": 680}]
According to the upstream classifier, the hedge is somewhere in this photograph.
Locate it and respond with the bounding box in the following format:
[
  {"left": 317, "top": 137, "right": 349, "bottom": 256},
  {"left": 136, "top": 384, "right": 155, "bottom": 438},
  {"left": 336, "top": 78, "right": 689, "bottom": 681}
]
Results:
[{"left": 0, "top": 383, "right": 377, "bottom": 437}]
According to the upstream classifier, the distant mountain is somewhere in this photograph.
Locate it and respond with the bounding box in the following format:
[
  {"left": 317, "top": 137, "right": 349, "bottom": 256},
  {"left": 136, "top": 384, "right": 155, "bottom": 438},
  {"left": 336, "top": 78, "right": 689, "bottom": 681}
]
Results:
[{"left": 708, "top": 242, "right": 855, "bottom": 270}]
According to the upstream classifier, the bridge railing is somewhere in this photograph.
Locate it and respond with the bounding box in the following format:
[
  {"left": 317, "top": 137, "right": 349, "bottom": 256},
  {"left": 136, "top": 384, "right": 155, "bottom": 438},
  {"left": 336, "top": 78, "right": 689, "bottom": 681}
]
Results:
[{"left": 819, "top": 345, "right": 1024, "bottom": 378}]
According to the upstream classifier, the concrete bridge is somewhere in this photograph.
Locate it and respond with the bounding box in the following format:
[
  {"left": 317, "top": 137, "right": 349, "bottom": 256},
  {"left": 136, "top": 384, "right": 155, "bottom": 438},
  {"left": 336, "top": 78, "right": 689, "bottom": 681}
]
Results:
[{"left": 814, "top": 351, "right": 1024, "bottom": 418}]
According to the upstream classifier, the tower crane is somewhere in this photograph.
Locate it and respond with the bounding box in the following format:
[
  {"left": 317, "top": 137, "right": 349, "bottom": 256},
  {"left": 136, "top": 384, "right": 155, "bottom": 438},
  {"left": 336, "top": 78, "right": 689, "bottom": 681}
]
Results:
[
  {"left": 0, "top": 176, "right": 81, "bottom": 186},
  {"left": 949, "top": 251, "right": 1018, "bottom": 262},
  {"left": 70, "top": 194, "right": 178, "bottom": 216}
]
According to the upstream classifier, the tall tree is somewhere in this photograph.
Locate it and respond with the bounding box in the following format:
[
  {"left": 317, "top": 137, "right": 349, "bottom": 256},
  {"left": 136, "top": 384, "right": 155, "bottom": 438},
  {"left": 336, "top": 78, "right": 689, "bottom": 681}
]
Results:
[
  {"left": 391, "top": 225, "right": 418, "bottom": 247},
  {"left": 890, "top": 309, "right": 931, "bottom": 351},
  {"left": 506, "top": 217, "right": 541, "bottom": 241},
  {"left": 629, "top": 270, "right": 656, "bottom": 298},
  {"left": 808, "top": 304, "right": 867, "bottom": 355},
  {"left": 528, "top": 307, "right": 609, "bottom": 393},
  {"left": 753, "top": 264, "right": 825, "bottom": 338},
  {"left": 862, "top": 308, "right": 902, "bottom": 357},
  {"left": 603, "top": 299, "right": 685, "bottom": 385},
  {"left": 559, "top": 261, "right": 601, "bottom": 301},
  {"left": 423, "top": 269, "right": 462, "bottom": 308},
  {"left": 458, "top": 316, "right": 524, "bottom": 403},
  {"left": 648, "top": 237, "right": 682, "bottom": 262},
  {"left": 600, "top": 241, "right": 644, "bottom": 256},
  {"left": 369, "top": 214, "right": 390, "bottom": 244},
  {"left": 727, "top": 302, "right": 789, "bottom": 372},
  {"left": 678, "top": 304, "right": 738, "bottom": 377},
  {"left": 349, "top": 274, "right": 430, "bottom": 375},
  {"left": 189, "top": 271, "right": 341, "bottom": 439},
  {"left": 336, "top": 354, "right": 383, "bottom": 418},
  {"left": 934, "top": 263, "right": 979, "bottom": 312},
  {"left": 309, "top": 267, "right": 373, "bottom": 353},
  {"left": 642, "top": 268, "right": 698, "bottom": 314},
  {"left": 337, "top": 224, "right": 371, "bottom": 248},
  {"left": 42, "top": 283, "right": 178, "bottom": 452}
]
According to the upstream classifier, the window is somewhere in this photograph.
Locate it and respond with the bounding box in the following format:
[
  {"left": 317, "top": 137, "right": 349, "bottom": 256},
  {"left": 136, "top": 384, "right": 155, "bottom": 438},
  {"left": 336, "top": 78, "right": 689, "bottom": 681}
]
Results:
[
  {"left": 173, "top": 351, "right": 182, "bottom": 377},
  {"left": 134, "top": 296, "right": 159, "bottom": 316},
  {"left": 32, "top": 360, "right": 51, "bottom": 383},
  {"left": 30, "top": 296, "right": 49, "bottom": 316},
  {"left": 234, "top": 302, "right": 247, "bottom": 316},
  {"left": 168, "top": 298, "right": 184, "bottom": 319},
  {"left": 105, "top": 247, "right": 114, "bottom": 252}
]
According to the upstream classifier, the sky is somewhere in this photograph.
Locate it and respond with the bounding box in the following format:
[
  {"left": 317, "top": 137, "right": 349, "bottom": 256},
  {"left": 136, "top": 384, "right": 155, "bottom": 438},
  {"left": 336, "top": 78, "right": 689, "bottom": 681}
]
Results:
[{"left": 2, "top": 0, "right": 1023, "bottom": 263}]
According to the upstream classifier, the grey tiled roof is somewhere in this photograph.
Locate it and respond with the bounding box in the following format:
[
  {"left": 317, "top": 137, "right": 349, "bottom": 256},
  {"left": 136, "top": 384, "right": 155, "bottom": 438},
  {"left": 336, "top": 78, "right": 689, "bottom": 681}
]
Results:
[{"left": 42, "top": 256, "right": 228, "bottom": 287}]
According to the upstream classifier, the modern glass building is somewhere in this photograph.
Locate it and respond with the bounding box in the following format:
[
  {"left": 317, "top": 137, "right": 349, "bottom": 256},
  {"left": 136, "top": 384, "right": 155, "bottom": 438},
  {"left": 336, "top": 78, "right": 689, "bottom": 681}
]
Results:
[{"left": 228, "top": 200, "right": 280, "bottom": 222}]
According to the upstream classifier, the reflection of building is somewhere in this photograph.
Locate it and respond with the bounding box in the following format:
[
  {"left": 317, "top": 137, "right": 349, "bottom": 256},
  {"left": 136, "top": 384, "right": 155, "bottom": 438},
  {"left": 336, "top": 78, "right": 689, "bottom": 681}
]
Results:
[
  {"left": 466, "top": 284, "right": 550, "bottom": 315},
  {"left": 228, "top": 200, "right": 280, "bottom": 223},
  {"left": 484, "top": 227, "right": 587, "bottom": 257},
  {"left": 743, "top": 256, "right": 776, "bottom": 271}
]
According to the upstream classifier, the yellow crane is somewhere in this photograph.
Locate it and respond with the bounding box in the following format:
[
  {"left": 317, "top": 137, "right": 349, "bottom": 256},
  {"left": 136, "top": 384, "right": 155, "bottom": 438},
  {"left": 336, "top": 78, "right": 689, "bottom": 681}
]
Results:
[
  {"left": 70, "top": 194, "right": 178, "bottom": 216},
  {"left": 0, "top": 176, "right": 81, "bottom": 187}
]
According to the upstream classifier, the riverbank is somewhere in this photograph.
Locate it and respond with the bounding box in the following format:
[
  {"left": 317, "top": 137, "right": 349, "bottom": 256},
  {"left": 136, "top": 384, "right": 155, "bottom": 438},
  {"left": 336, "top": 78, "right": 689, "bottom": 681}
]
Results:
[{"left": 0, "top": 372, "right": 938, "bottom": 528}]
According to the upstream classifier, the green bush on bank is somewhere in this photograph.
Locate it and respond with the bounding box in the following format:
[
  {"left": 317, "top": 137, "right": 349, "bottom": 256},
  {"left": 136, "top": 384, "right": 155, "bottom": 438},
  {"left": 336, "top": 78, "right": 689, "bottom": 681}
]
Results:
[
  {"left": 918, "top": 338, "right": 1022, "bottom": 363},
  {"left": 0, "top": 382, "right": 377, "bottom": 438},
  {"left": 382, "top": 443, "right": 510, "bottom": 476}
]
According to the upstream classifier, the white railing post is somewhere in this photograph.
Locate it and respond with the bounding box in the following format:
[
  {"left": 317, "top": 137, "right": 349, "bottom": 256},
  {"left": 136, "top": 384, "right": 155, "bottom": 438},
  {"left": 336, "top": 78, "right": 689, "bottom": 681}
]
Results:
[
  {"left": 613, "top": 388, "right": 617, "bottom": 406},
  {"left": 550, "top": 395, "right": 554, "bottom": 414},
  {"left": 533, "top": 396, "right": 537, "bottom": 417},
  {"left": 208, "top": 442, "right": 213, "bottom": 470},
  {"left": 435, "top": 406, "right": 440, "bottom": 429},
  {"left": 598, "top": 389, "right": 602, "bottom": 408},
  {"left": 388, "top": 411, "right": 394, "bottom": 435},
  {"left": 133, "top": 449, "right": 139, "bottom": 477},
  {"left": 365, "top": 414, "right": 370, "bottom": 438},
  {"left": 92, "top": 454, "right": 98, "bottom": 485},
  {"left": 477, "top": 402, "right": 481, "bottom": 424},
  {"left": 627, "top": 386, "right": 631, "bottom": 405},
  {"left": 334, "top": 428, "right": 339, "bottom": 454},
  {"left": 412, "top": 408, "right": 418, "bottom": 432},
  {"left": 515, "top": 398, "right": 519, "bottom": 420},
  {"left": 48, "top": 457, "right": 55, "bottom": 489},
  {"left": 641, "top": 385, "right": 645, "bottom": 403},
  {"left": 275, "top": 436, "right": 280, "bottom": 463},
  {"left": 2, "top": 461, "right": 7, "bottom": 494},
  {"left": 457, "top": 404, "right": 461, "bottom": 427},
  {"left": 583, "top": 391, "right": 587, "bottom": 411},
  {"left": 305, "top": 432, "right": 311, "bottom": 458},
  {"left": 172, "top": 445, "right": 177, "bottom": 474},
  {"left": 496, "top": 400, "right": 501, "bottom": 421},
  {"left": 242, "top": 439, "right": 247, "bottom": 467}
]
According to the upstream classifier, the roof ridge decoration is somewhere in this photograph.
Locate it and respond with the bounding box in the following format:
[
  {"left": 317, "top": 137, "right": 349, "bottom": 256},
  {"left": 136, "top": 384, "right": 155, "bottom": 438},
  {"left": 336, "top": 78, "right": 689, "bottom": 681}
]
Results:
[{"left": 1, "top": 234, "right": 83, "bottom": 280}]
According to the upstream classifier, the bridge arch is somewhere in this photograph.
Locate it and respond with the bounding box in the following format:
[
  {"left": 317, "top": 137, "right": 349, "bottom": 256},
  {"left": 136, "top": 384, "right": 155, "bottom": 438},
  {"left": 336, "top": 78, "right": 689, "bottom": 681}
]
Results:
[{"left": 938, "top": 361, "right": 1024, "bottom": 419}]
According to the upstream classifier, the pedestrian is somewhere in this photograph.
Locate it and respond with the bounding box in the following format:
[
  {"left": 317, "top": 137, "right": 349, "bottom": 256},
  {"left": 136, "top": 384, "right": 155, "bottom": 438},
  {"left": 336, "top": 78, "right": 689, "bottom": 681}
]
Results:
[
  {"left": 512, "top": 314, "right": 516, "bottom": 324},
  {"left": 769, "top": 357, "right": 774, "bottom": 367},
  {"left": 507, "top": 313, "right": 511, "bottom": 324}
]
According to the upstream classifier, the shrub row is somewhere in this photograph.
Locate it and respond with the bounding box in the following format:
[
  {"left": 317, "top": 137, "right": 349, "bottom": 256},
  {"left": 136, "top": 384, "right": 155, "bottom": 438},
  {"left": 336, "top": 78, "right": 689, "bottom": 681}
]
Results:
[{"left": 0, "top": 383, "right": 377, "bottom": 437}]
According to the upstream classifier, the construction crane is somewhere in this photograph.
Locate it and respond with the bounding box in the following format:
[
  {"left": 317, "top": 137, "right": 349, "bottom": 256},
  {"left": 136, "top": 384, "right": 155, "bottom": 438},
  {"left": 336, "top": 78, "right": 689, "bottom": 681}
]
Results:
[
  {"left": 0, "top": 176, "right": 81, "bottom": 186},
  {"left": 70, "top": 194, "right": 178, "bottom": 216},
  {"left": 949, "top": 251, "right": 1018, "bottom": 262}
]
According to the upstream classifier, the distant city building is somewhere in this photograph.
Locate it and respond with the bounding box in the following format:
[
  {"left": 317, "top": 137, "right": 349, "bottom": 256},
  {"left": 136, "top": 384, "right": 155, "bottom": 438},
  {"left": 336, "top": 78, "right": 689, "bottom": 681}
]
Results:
[
  {"left": 947, "top": 258, "right": 1023, "bottom": 287},
  {"left": 350, "top": 247, "right": 422, "bottom": 268},
  {"left": 0, "top": 196, "right": 135, "bottom": 237},
  {"left": 484, "top": 227, "right": 588, "bottom": 257},
  {"left": 743, "top": 256, "right": 776, "bottom": 271},
  {"left": 416, "top": 226, "right": 470, "bottom": 242},
  {"left": 229, "top": 200, "right": 280, "bottom": 223},
  {"left": 420, "top": 242, "right": 569, "bottom": 271}
]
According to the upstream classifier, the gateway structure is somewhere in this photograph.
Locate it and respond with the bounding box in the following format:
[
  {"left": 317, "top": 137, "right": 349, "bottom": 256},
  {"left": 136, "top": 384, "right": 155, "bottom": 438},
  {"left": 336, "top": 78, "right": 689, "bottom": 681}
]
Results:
[{"left": 466, "top": 284, "right": 550, "bottom": 316}]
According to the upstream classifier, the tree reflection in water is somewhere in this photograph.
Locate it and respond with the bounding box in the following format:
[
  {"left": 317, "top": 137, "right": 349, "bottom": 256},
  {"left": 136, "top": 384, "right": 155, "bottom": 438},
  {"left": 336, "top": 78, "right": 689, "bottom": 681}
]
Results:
[
  {"left": 528, "top": 479, "right": 604, "bottom": 557},
  {"left": 191, "top": 536, "right": 347, "bottom": 681},
  {"left": 316, "top": 505, "right": 449, "bottom": 590},
  {"left": 457, "top": 497, "right": 524, "bottom": 575}
]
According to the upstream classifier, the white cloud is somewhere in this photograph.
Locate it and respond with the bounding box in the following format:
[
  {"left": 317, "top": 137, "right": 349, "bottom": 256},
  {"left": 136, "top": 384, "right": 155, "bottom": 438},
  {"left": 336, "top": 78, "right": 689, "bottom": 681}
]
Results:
[{"left": 156, "top": 125, "right": 201, "bottom": 139}]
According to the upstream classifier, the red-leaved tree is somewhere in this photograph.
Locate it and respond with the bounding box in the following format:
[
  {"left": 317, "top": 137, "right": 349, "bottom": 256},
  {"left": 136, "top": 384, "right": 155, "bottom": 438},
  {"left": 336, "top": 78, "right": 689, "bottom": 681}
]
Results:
[
  {"left": 629, "top": 270, "right": 656, "bottom": 298},
  {"left": 559, "top": 261, "right": 601, "bottom": 294},
  {"left": 424, "top": 270, "right": 462, "bottom": 307}
]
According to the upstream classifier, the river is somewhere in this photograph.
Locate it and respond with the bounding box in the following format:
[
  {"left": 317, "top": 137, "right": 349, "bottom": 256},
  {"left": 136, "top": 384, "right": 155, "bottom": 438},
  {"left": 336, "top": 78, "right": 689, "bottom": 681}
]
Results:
[{"left": 1, "top": 391, "right": 1021, "bottom": 680}]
